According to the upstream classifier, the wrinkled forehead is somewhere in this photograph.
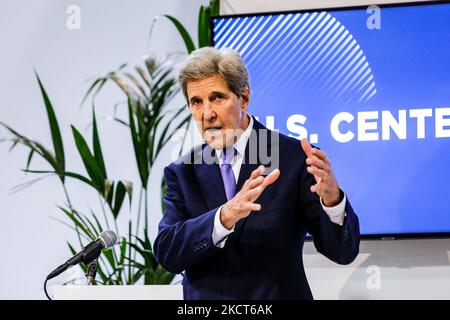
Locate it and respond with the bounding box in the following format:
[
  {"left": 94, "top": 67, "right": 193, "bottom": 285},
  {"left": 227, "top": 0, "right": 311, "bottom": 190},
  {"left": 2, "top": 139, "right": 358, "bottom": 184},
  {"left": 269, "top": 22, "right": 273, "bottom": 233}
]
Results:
[{"left": 186, "top": 74, "right": 231, "bottom": 98}]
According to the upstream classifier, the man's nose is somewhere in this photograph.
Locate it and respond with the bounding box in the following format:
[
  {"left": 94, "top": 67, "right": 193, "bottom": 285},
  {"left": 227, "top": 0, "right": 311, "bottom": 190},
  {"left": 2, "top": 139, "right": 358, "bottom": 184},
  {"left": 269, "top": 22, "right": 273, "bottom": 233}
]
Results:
[{"left": 202, "top": 101, "right": 216, "bottom": 122}]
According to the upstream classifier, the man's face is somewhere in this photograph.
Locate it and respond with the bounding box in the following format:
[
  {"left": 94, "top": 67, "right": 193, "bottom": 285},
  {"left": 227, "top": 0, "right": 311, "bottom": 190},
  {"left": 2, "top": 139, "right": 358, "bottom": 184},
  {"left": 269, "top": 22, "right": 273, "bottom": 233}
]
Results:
[{"left": 187, "top": 74, "right": 250, "bottom": 149}]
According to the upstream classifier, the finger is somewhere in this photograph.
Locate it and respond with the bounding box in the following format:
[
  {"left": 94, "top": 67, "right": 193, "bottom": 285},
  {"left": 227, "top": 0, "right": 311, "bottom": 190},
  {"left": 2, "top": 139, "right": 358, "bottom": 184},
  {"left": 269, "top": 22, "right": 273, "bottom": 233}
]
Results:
[
  {"left": 245, "top": 170, "right": 280, "bottom": 202},
  {"left": 244, "top": 185, "right": 265, "bottom": 202},
  {"left": 306, "top": 155, "right": 327, "bottom": 170},
  {"left": 261, "top": 168, "right": 281, "bottom": 188},
  {"left": 310, "top": 183, "right": 322, "bottom": 194},
  {"left": 243, "top": 165, "right": 265, "bottom": 190},
  {"left": 242, "top": 202, "right": 262, "bottom": 212},
  {"left": 300, "top": 139, "right": 312, "bottom": 157},
  {"left": 311, "top": 178, "right": 336, "bottom": 194},
  {"left": 251, "top": 165, "right": 265, "bottom": 179},
  {"left": 246, "top": 175, "right": 264, "bottom": 190},
  {"left": 306, "top": 165, "right": 328, "bottom": 180},
  {"left": 310, "top": 148, "right": 329, "bottom": 163}
]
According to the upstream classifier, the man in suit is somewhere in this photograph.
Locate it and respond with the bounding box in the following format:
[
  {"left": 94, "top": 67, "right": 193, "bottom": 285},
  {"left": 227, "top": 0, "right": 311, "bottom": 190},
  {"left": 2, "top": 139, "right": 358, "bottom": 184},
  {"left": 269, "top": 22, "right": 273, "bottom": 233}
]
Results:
[{"left": 154, "top": 47, "right": 360, "bottom": 300}]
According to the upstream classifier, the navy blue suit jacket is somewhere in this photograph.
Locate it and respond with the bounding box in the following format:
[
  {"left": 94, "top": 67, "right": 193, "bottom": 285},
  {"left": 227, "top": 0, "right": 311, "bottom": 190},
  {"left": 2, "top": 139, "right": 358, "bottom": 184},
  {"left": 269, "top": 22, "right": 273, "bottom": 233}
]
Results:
[{"left": 154, "top": 117, "right": 360, "bottom": 300}]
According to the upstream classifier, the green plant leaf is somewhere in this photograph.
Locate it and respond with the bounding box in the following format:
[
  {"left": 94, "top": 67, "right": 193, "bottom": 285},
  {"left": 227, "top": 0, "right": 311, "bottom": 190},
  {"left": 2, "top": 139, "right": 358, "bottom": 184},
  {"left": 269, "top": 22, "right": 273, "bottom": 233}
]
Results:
[
  {"left": 124, "top": 72, "right": 148, "bottom": 102},
  {"left": 106, "top": 181, "right": 115, "bottom": 209},
  {"left": 81, "top": 77, "right": 107, "bottom": 108},
  {"left": 66, "top": 207, "right": 102, "bottom": 239},
  {"left": 198, "top": 6, "right": 207, "bottom": 48},
  {"left": 112, "top": 181, "right": 127, "bottom": 219},
  {"left": 128, "top": 98, "right": 149, "bottom": 187},
  {"left": 164, "top": 15, "right": 196, "bottom": 53},
  {"left": 5, "top": 137, "right": 20, "bottom": 152},
  {"left": 155, "top": 108, "right": 191, "bottom": 160},
  {"left": 9, "top": 175, "right": 52, "bottom": 194},
  {"left": 102, "top": 248, "right": 121, "bottom": 284},
  {"left": 25, "top": 149, "right": 35, "bottom": 171},
  {"left": 71, "top": 125, "right": 105, "bottom": 194},
  {"left": 154, "top": 265, "right": 176, "bottom": 284},
  {"left": 92, "top": 109, "right": 107, "bottom": 180},
  {"left": 144, "top": 57, "right": 157, "bottom": 77},
  {"left": 0, "top": 122, "right": 61, "bottom": 175},
  {"left": 119, "top": 237, "right": 127, "bottom": 265},
  {"left": 135, "top": 65, "right": 151, "bottom": 88},
  {"left": 89, "top": 208, "right": 105, "bottom": 236},
  {"left": 204, "top": 6, "right": 212, "bottom": 47},
  {"left": 110, "top": 74, "right": 139, "bottom": 98},
  {"left": 123, "top": 180, "right": 133, "bottom": 206},
  {"left": 161, "top": 177, "right": 167, "bottom": 213},
  {"left": 210, "top": 0, "right": 220, "bottom": 16},
  {"left": 104, "top": 179, "right": 114, "bottom": 203},
  {"left": 59, "top": 207, "right": 96, "bottom": 241},
  {"left": 127, "top": 220, "right": 132, "bottom": 283},
  {"left": 23, "top": 169, "right": 96, "bottom": 190},
  {"left": 34, "top": 71, "right": 66, "bottom": 180}
]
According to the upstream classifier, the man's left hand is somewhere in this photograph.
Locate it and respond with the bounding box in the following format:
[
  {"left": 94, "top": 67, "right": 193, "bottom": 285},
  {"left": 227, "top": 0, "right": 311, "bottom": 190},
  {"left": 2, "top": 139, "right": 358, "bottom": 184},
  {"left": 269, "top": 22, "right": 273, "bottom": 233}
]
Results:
[{"left": 301, "top": 139, "right": 341, "bottom": 207}]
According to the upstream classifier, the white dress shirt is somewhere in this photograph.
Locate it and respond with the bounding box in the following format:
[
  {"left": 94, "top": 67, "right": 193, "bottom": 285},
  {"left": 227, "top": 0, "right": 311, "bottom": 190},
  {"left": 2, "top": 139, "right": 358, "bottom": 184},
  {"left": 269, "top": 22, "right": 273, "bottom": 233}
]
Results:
[{"left": 212, "top": 115, "right": 347, "bottom": 248}]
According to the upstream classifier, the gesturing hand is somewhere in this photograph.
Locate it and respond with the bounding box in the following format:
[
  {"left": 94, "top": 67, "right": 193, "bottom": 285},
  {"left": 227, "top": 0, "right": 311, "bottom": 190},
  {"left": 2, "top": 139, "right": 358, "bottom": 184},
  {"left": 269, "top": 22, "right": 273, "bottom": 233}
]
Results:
[
  {"left": 220, "top": 165, "right": 280, "bottom": 230},
  {"left": 301, "top": 139, "right": 341, "bottom": 207}
]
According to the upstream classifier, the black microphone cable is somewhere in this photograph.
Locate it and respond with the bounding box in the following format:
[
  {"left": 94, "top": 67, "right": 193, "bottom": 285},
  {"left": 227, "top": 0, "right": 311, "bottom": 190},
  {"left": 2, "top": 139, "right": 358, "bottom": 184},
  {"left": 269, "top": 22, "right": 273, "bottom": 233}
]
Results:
[{"left": 44, "top": 277, "right": 51, "bottom": 300}]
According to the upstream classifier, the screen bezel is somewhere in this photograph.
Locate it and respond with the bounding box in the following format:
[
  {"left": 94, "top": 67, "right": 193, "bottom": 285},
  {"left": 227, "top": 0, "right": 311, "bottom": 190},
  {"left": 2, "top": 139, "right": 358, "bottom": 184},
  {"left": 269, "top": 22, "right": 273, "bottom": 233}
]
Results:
[{"left": 211, "top": 0, "right": 450, "bottom": 240}]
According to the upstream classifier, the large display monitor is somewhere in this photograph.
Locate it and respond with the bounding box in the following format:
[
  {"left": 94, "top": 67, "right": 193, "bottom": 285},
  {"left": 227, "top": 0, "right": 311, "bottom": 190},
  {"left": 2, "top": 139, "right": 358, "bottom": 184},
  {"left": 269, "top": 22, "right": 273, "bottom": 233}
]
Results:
[{"left": 212, "top": 1, "right": 450, "bottom": 238}]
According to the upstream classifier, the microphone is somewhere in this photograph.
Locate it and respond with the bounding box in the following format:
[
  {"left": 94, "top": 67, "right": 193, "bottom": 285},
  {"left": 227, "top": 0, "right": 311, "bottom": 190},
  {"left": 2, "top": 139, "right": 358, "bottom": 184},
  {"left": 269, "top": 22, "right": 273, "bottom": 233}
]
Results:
[{"left": 46, "top": 230, "right": 117, "bottom": 280}]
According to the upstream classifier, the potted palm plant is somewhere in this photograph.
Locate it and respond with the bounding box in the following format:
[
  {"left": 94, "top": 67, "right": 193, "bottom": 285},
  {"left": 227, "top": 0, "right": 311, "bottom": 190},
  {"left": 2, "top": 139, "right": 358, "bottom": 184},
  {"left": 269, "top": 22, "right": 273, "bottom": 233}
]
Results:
[{"left": 0, "top": 0, "right": 220, "bottom": 298}]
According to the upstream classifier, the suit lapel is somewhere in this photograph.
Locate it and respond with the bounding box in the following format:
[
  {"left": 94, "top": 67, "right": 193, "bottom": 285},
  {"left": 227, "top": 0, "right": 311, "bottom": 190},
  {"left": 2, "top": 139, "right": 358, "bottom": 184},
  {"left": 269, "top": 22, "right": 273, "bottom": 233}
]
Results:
[
  {"left": 234, "top": 118, "right": 273, "bottom": 236},
  {"left": 236, "top": 127, "right": 260, "bottom": 193},
  {"left": 236, "top": 117, "right": 271, "bottom": 192},
  {"left": 193, "top": 144, "right": 227, "bottom": 211}
]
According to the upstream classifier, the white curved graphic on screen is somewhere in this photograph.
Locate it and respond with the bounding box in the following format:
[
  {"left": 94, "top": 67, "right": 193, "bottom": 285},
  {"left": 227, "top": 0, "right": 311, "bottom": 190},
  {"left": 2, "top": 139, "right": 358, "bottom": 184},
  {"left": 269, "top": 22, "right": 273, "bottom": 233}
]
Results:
[{"left": 213, "top": 12, "right": 377, "bottom": 106}]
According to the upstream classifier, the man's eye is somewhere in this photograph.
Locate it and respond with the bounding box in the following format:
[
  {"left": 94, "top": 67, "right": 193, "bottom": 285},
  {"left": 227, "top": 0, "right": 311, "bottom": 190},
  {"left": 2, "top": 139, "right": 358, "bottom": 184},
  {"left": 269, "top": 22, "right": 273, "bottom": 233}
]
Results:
[{"left": 212, "top": 94, "right": 224, "bottom": 101}]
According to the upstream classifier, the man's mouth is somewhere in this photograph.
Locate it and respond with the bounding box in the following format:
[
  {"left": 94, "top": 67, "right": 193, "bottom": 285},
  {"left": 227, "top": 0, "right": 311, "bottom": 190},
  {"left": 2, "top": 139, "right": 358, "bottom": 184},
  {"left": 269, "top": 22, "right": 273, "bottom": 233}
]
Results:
[{"left": 205, "top": 126, "right": 223, "bottom": 133}]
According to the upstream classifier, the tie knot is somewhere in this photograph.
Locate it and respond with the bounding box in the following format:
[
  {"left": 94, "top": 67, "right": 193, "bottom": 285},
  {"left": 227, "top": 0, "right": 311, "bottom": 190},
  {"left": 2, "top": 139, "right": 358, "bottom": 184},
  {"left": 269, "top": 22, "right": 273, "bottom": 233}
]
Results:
[{"left": 221, "top": 147, "right": 236, "bottom": 165}]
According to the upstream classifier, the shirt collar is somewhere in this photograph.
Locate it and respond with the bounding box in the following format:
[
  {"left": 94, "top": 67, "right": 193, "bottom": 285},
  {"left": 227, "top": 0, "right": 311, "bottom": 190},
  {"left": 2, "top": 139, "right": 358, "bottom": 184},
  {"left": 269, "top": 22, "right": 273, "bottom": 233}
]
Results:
[{"left": 215, "top": 114, "right": 254, "bottom": 161}]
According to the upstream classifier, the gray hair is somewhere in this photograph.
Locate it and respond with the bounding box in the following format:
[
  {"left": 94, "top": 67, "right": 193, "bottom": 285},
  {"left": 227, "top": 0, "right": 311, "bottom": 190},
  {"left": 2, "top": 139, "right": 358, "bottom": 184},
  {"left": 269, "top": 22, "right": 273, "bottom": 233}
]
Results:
[{"left": 178, "top": 47, "right": 250, "bottom": 101}]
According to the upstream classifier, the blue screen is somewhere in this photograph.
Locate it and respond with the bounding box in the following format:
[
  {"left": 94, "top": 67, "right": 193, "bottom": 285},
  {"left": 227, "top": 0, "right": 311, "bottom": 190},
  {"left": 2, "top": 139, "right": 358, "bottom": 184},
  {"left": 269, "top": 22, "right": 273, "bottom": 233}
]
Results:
[{"left": 213, "top": 3, "right": 450, "bottom": 236}]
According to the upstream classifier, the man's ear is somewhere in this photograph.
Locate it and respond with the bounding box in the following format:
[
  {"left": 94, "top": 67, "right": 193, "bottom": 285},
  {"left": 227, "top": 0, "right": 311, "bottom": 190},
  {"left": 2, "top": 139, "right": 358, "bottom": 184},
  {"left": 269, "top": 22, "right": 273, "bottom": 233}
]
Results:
[{"left": 240, "top": 87, "right": 250, "bottom": 112}]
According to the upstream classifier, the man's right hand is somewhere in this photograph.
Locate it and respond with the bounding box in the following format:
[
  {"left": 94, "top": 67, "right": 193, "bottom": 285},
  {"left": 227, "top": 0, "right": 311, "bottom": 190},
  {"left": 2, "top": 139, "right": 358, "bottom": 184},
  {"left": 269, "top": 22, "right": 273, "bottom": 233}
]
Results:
[{"left": 220, "top": 165, "right": 281, "bottom": 230}]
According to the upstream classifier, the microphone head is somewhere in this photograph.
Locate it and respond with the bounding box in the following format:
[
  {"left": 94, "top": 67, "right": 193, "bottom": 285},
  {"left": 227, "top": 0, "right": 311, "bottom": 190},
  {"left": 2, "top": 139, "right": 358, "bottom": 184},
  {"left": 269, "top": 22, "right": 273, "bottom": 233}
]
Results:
[{"left": 99, "top": 230, "right": 117, "bottom": 248}]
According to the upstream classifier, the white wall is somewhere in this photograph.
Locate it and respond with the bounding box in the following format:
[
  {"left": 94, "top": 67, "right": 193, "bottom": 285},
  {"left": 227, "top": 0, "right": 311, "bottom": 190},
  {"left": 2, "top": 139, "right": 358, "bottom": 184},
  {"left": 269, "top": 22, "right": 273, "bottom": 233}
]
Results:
[{"left": 223, "top": 0, "right": 450, "bottom": 300}]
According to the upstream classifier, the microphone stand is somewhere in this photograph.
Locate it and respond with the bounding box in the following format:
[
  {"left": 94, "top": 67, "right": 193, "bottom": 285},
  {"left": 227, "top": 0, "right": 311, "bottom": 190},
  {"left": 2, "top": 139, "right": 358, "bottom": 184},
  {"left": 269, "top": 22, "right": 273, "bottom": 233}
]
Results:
[{"left": 85, "top": 258, "right": 98, "bottom": 286}]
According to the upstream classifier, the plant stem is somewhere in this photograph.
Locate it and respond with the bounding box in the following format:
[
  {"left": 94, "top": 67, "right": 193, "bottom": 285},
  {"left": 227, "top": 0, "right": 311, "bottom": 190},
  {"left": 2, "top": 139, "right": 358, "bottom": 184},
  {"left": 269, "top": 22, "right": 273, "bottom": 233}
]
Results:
[
  {"left": 144, "top": 186, "right": 148, "bottom": 233},
  {"left": 134, "top": 188, "right": 144, "bottom": 239},
  {"left": 98, "top": 194, "right": 111, "bottom": 230},
  {"left": 132, "top": 188, "right": 144, "bottom": 277},
  {"left": 128, "top": 220, "right": 132, "bottom": 284},
  {"left": 98, "top": 195, "right": 122, "bottom": 283},
  {"left": 62, "top": 184, "right": 83, "bottom": 249}
]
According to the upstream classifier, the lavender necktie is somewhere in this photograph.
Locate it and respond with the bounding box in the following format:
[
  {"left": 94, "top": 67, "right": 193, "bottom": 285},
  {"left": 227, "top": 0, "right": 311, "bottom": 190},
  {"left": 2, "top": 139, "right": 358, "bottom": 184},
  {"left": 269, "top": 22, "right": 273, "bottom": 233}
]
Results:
[{"left": 220, "top": 147, "right": 236, "bottom": 201}]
